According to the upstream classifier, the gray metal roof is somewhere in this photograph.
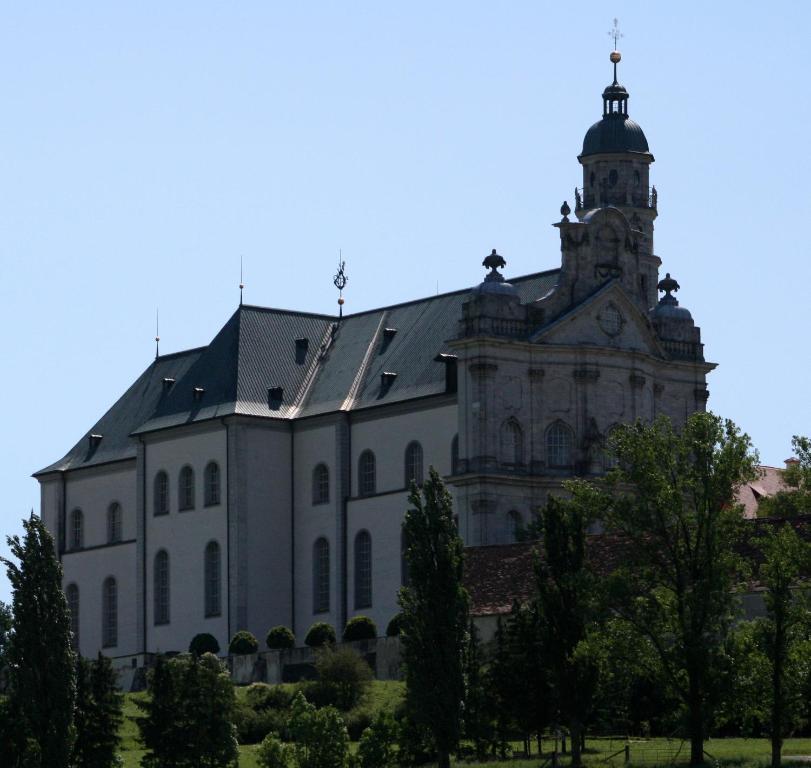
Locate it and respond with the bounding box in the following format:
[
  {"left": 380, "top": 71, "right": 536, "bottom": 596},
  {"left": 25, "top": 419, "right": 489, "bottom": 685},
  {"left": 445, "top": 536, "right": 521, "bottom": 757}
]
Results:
[{"left": 36, "top": 269, "right": 559, "bottom": 475}]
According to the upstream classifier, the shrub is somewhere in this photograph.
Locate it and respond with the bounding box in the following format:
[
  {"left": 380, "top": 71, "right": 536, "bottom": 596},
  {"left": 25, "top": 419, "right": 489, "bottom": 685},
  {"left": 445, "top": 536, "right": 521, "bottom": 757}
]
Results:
[
  {"left": 344, "top": 708, "right": 374, "bottom": 741},
  {"left": 357, "top": 711, "right": 398, "bottom": 768},
  {"left": 304, "top": 622, "right": 336, "bottom": 648},
  {"left": 234, "top": 704, "right": 288, "bottom": 745},
  {"left": 342, "top": 616, "right": 377, "bottom": 642},
  {"left": 189, "top": 632, "right": 221, "bottom": 656},
  {"left": 266, "top": 626, "right": 296, "bottom": 650},
  {"left": 287, "top": 692, "right": 349, "bottom": 768},
  {"left": 257, "top": 732, "right": 293, "bottom": 768},
  {"left": 245, "top": 682, "right": 294, "bottom": 711},
  {"left": 229, "top": 630, "right": 259, "bottom": 655},
  {"left": 313, "top": 646, "right": 373, "bottom": 711},
  {"left": 385, "top": 613, "right": 403, "bottom": 637}
]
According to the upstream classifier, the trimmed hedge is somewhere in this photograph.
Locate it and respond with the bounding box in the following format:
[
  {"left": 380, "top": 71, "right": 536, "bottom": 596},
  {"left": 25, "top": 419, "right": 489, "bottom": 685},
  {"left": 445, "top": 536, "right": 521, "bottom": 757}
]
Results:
[
  {"left": 342, "top": 615, "right": 377, "bottom": 642},
  {"left": 266, "top": 625, "right": 296, "bottom": 650},
  {"left": 304, "top": 621, "right": 337, "bottom": 648},
  {"left": 229, "top": 630, "right": 259, "bottom": 655},
  {"left": 189, "top": 632, "right": 220, "bottom": 656},
  {"left": 385, "top": 613, "right": 403, "bottom": 637}
]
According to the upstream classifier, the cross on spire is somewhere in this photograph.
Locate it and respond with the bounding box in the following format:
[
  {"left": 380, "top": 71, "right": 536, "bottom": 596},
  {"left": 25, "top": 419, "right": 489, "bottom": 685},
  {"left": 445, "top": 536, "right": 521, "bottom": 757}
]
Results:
[{"left": 608, "top": 18, "right": 623, "bottom": 50}]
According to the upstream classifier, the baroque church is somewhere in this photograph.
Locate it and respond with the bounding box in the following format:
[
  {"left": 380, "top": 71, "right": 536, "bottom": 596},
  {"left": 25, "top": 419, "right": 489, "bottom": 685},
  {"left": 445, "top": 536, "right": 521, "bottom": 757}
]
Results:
[{"left": 36, "top": 49, "right": 713, "bottom": 663}]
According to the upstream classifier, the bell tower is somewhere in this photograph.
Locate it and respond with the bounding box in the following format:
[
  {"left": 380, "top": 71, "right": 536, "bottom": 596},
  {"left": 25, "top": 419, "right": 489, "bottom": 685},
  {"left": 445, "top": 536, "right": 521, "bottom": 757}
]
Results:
[{"left": 574, "top": 35, "right": 660, "bottom": 308}]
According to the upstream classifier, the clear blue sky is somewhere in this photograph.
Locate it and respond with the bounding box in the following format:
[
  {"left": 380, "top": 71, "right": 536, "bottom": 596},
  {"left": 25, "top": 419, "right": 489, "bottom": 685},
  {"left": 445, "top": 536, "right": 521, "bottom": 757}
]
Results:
[{"left": 2, "top": 2, "right": 809, "bottom": 602}]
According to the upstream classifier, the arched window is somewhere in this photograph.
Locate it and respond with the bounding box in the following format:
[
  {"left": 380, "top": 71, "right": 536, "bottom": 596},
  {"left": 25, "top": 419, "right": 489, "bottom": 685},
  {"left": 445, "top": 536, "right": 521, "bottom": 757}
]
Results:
[
  {"left": 313, "top": 538, "right": 330, "bottom": 614},
  {"left": 358, "top": 450, "right": 376, "bottom": 496},
  {"left": 154, "top": 471, "right": 169, "bottom": 516},
  {"left": 204, "top": 541, "right": 221, "bottom": 617},
  {"left": 354, "top": 530, "right": 372, "bottom": 609},
  {"left": 107, "top": 502, "right": 122, "bottom": 544},
  {"left": 312, "top": 463, "right": 330, "bottom": 505},
  {"left": 204, "top": 462, "right": 220, "bottom": 506},
  {"left": 451, "top": 434, "right": 459, "bottom": 475},
  {"left": 70, "top": 509, "right": 84, "bottom": 550},
  {"left": 154, "top": 550, "right": 170, "bottom": 625},
  {"left": 404, "top": 441, "right": 424, "bottom": 486},
  {"left": 507, "top": 510, "right": 524, "bottom": 543},
  {"left": 102, "top": 576, "right": 117, "bottom": 647},
  {"left": 179, "top": 466, "right": 195, "bottom": 511},
  {"left": 547, "top": 421, "right": 574, "bottom": 468},
  {"left": 500, "top": 419, "right": 524, "bottom": 467},
  {"left": 66, "top": 583, "right": 79, "bottom": 650}
]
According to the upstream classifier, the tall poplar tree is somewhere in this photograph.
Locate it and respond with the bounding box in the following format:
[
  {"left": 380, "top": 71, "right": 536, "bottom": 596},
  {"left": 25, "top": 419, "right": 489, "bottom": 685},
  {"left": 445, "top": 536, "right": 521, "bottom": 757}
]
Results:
[
  {"left": 3, "top": 514, "right": 76, "bottom": 768},
  {"left": 605, "top": 412, "right": 759, "bottom": 766},
  {"left": 398, "top": 467, "right": 469, "bottom": 768},
  {"left": 72, "top": 652, "right": 123, "bottom": 768}
]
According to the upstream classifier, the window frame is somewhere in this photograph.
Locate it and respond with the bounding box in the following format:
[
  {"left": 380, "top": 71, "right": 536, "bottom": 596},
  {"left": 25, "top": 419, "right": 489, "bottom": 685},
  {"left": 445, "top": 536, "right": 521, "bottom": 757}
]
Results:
[
  {"left": 154, "top": 471, "right": 169, "bottom": 516},
  {"left": 102, "top": 576, "right": 117, "bottom": 648},
  {"left": 204, "top": 541, "right": 221, "bottom": 618},
  {"left": 404, "top": 441, "right": 424, "bottom": 487},
  {"left": 312, "top": 537, "right": 330, "bottom": 614},
  {"left": 107, "top": 502, "right": 122, "bottom": 544},
  {"left": 312, "top": 463, "right": 330, "bottom": 505},
  {"left": 354, "top": 530, "right": 373, "bottom": 610},
  {"left": 70, "top": 508, "right": 84, "bottom": 550},
  {"left": 358, "top": 450, "right": 376, "bottom": 497},
  {"left": 154, "top": 550, "right": 170, "bottom": 625},
  {"left": 178, "top": 465, "right": 195, "bottom": 511},
  {"left": 547, "top": 420, "right": 574, "bottom": 468},
  {"left": 204, "top": 462, "right": 221, "bottom": 507}
]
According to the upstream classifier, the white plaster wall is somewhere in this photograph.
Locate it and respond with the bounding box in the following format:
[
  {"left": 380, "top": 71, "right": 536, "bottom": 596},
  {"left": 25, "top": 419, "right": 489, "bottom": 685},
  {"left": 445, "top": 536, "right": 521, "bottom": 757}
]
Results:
[
  {"left": 39, "top": 476, "right": 62, "bottom": 551},
  {"left": 293, "top": 420, "right": 340, "bottom": 640},
  {"left": 145, "top": 427, "right": 228, "bottom": 654},
  {"left": 234, "top": 422, "right": 293, "bottom": 646}
]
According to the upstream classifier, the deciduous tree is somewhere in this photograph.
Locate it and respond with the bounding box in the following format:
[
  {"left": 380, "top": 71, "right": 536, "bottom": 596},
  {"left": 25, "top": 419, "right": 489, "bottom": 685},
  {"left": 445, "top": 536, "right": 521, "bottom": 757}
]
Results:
[
  {"left": 72, "top": 652, "right": 123, "bottom": 768},
  {"left": 605, "top": 412, "right": 759, "bottom": 766}
]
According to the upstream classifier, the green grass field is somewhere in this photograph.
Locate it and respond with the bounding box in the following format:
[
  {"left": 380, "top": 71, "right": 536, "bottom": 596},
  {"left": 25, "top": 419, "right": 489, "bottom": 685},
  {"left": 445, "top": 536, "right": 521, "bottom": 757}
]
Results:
[{"left": 118, "top": 684, "right": 811, "bottom": 768}]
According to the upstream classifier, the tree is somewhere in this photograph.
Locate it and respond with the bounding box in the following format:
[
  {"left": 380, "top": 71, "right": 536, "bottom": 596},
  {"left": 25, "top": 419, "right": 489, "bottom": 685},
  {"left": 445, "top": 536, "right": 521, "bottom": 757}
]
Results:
[
  {"left": 398, "top": 467, "right": 469, "bottom": 768},
  {"left": 2, "top": 514, "right": 76, "bottom": 768},
  {"left": 605, "top": 413, "right": 759, "bottom": 766},
  {"left": 461, "top": 620, "right": 496, "bottom": 761},
  {"left": 72, "top": 652, "right": 123, "bottom": 768},
  {"left": 136, "top": 653, "right": 238, "bottom": 768},
  {"left": 287, "top": 691, "right": 350, "bottom": 768},
  {"left": 757, "top": 435, "right": 811, "bottom": 517},
  {"left": 0, "top": 600, "right": 12, "bottom": 671},
  {"left": 752, "top": 524, "right": 811, "bottom": 768},
  {"left": 535, "top": 483, "right": 605, "bottom": 768}
]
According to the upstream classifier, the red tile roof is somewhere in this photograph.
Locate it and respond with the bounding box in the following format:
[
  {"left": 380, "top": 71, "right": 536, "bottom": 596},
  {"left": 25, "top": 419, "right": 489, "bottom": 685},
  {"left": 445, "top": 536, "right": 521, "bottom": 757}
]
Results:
[{"left": 735, "top": 465, "right": 790, "bottom": 519}]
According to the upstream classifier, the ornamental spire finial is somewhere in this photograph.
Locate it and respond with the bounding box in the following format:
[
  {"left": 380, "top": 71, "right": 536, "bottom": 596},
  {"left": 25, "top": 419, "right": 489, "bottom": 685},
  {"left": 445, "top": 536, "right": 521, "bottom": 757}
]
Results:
[{"left": 608, "top": 18, "right": 623, "bottom": 83}]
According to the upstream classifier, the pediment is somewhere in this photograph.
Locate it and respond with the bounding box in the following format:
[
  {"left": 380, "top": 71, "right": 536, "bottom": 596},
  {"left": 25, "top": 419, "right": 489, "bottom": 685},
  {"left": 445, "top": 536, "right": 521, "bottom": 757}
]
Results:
[{"left": 530, "top": 281, "right": 665, "bottom": 357}]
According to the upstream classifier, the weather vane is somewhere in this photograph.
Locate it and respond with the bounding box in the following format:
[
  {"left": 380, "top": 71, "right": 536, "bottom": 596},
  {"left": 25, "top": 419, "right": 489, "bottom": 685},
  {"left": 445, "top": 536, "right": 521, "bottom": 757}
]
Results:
[
  {"left": 333, "top": 251, "right": 348, "bottom": 319},
  {"left": 239, "top": 255, "right": 244, "bottom": 306},
  {"left": 155, "top": 308, "right": 160, "bottom": 359},
  {"left": 608, "top": 18, "right": 623, "bottom": 50}
]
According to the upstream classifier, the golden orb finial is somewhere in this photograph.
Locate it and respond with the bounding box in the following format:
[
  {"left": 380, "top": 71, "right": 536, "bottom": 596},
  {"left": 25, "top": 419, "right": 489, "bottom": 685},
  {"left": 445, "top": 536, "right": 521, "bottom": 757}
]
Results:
[{"left": 610, "top": 50, "right": 621, "bottom": 64}]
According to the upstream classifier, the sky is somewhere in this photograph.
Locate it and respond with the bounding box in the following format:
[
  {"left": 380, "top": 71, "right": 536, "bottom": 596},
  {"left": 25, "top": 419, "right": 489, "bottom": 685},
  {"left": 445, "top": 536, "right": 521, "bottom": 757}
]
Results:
[{"left": 1, "top": 2, "right": 809, "bottom": 603}]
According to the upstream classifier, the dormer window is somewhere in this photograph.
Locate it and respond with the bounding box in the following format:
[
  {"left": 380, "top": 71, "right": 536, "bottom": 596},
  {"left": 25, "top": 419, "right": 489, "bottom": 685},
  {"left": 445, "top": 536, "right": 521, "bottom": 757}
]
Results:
[
  {"left": 268, "top": 387, "right": 283, "bottom": 409},
  {"left": 295, "top": 338, "right": 309, "bottom": 364},
  {"left": 192, "top": 387, "right": 205, "bottom": 401},
  {"left": 162, "top": 377, "right": 176, "bottom": 391}
]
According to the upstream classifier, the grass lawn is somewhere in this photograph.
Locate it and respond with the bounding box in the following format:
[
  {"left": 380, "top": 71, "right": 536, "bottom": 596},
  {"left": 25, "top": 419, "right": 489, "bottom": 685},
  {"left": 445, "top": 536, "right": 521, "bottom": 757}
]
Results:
[{"left": 119, "top": 685, "right": 811, "bottom": 767}]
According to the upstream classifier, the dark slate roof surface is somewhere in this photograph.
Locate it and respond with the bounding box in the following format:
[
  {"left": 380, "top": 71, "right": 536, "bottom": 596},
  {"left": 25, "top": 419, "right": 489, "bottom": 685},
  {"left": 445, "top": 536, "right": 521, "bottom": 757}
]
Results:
[{"left": 37, "top": 269, "right": 560, "bottom": 474}]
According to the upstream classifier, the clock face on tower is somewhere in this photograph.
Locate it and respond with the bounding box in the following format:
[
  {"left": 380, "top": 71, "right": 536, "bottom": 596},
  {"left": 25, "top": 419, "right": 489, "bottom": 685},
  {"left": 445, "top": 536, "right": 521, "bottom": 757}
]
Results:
[{"left": 598, "top": 302, "right": 624, "bottom": 337}]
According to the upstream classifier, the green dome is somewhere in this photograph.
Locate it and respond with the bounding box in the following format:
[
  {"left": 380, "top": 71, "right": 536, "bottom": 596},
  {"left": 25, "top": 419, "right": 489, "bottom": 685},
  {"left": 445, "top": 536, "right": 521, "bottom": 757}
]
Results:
[{"left": 581, "top": 115, "right": 650, "bottom": 157}]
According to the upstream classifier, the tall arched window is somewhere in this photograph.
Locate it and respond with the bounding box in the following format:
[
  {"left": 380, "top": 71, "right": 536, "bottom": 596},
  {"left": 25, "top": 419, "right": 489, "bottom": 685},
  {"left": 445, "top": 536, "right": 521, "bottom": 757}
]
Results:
[
  {"left": 204, "top": 462, "right": 220, "bottom": 506},
  {"left": 354, "top": 530, "right": 372, "bottom": 609},
  {"left": 107, "top": 502, "right": 122, "bottom": 544},
  {"left": 312, "top": 463, "right": 330, "bottom": 505},
  {"left": 313, "top": 538, "right": 330, "bottom": 614},
  {"left": 451, "top": 434, "right": 459, "bottom": 475},
  {"left": 179, "top": 466, "right": 195, "bottom": 511},
  {"left": 358, "top": 450, "right": 376, "bottom": 496},
  {"left": 500, "top": 419, "right": 525, "bottom": 467},
  {"left": 154, "top": 471, "right": 169, "bottom": 516},
  {"left": 547, "top": 421, "right": 574, "bottom": 468},
  {"left": 154, "top": 550, "right": 170, "bottom": 625},
  {"left": 66, "top": 583, "right": 79, "bottom": 650},
  {"left": 102, "top": 576, "right": 117, "bottom": 647},
  {"left": 204, "top": 541, "right": 221, "bottom": 617},
  {"left": 404, "top": 441, "right": 424, "bottom": 486},
  {"left": 70, "top": 509, "right": 84, "bottom": 550}
]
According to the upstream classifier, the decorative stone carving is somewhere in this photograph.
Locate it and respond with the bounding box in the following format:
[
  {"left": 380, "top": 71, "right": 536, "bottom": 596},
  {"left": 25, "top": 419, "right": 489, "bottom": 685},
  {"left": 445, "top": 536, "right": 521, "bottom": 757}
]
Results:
[{"left": 573, "top": 367, "right": 600, "bottom": 382}]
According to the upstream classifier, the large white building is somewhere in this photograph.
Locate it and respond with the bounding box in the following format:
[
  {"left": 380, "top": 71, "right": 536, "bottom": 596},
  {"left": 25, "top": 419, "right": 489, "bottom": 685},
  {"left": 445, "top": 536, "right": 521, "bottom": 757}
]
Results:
[{"left": 36, "top": 51, "right": 714, "bottom": 664}]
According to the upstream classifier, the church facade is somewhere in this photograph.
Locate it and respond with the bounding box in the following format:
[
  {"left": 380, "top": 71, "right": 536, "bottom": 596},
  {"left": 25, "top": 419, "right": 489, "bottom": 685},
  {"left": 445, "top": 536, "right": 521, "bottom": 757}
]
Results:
[{"left": 35, "top": 52, "right": 714, "bottom": 663}]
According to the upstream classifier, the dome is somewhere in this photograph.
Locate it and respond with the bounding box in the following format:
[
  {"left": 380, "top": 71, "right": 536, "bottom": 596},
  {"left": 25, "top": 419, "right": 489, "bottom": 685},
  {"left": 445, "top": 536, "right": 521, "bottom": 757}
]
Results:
[
  {"left": 473, "top": 277, "right": 518, "bottom": 297},
  {"left": 652, "top": 301, "right": 692, "bottom": 321},
  {"left": 581, "top": 115, "right": 650, "bottom": 157}
]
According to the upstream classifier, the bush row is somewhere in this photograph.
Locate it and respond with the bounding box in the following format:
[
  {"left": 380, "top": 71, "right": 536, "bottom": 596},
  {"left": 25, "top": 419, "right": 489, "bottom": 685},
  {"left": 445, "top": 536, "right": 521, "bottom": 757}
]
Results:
[{"left": 188, "top": 613, "right": 404, "bottom": 656}]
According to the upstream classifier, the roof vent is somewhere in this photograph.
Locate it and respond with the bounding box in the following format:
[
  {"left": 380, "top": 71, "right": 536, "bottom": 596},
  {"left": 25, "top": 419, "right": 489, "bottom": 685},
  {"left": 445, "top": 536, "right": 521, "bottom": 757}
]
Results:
[
  {"left": 89, "top": 433, "right": 103, "bottom": 449},
  {"left": 268, "top": 387, "right": 284, "bottom": 410},
  {"left": 380, "top": 327, "right": 398, "bottom": 354},
  {"left": 162, "top": 377, "right": 176, "bottom": 391},
  {"left": 295, "top": 338, "right": 309, "bottom": 364},
  {"left": 434, "top": 353, "right": 459, "bottom": 393},
  {"left": 192, "top": 386, "right": 205, "bottom": 401},
  {"left": 380, "top": 371, "right": 397, "bottom": 395}
]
